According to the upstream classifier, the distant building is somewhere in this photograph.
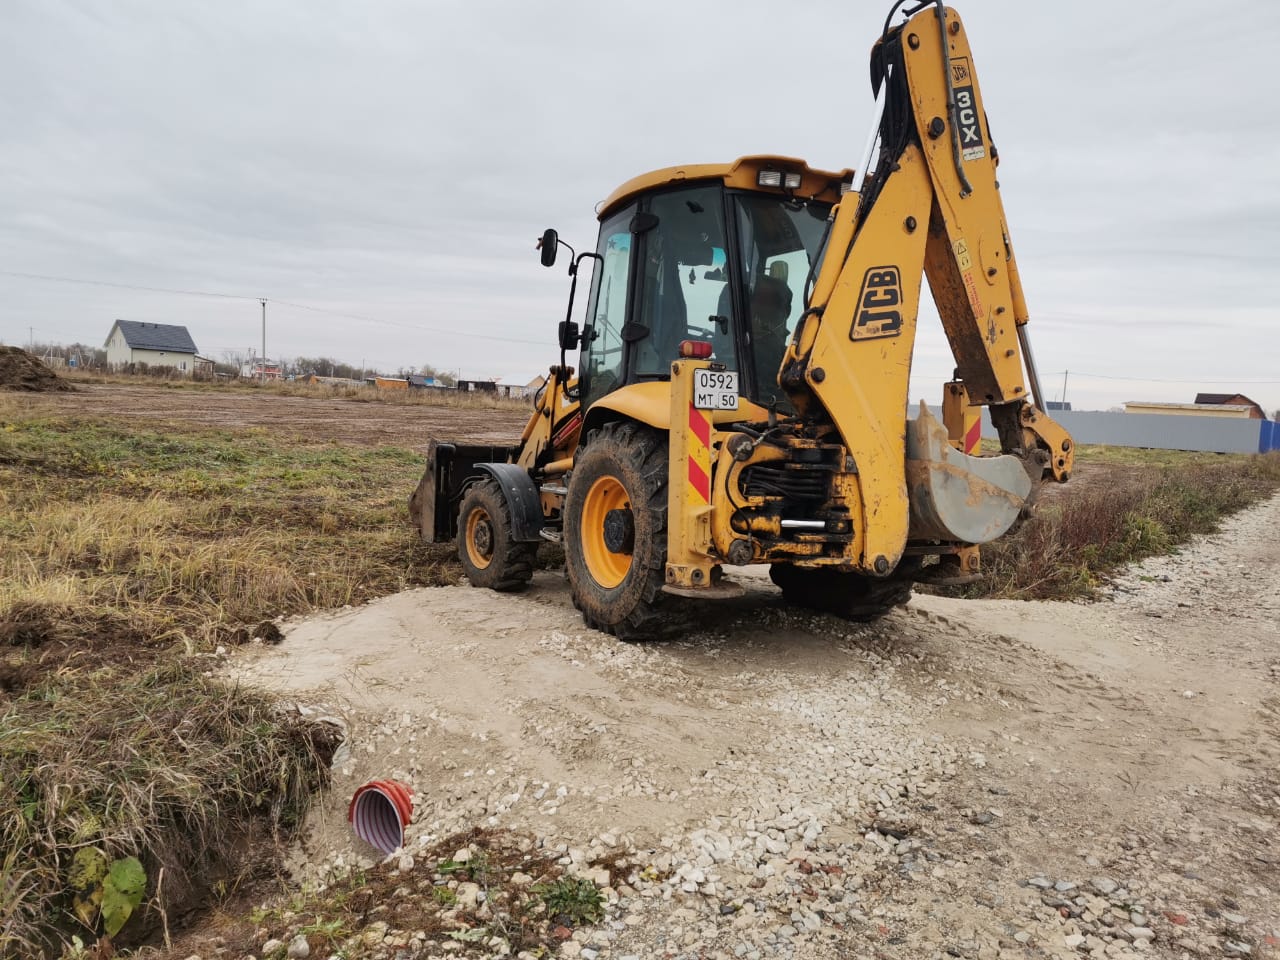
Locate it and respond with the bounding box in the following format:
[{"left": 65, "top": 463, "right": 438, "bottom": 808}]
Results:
[
  {"left": 104, "top": 320, "right": 199, "bottom": 373},
  {"left": 240, "top": 359, "right": 282, "bottom": 380},
  {"left": 302, "top": 374, "right": 363, "bottom": 387},
  {"left": 521, "top": 375, "right": 547, "bottom": 399},
  {"left": 1193, "top": 392, "right": 1267, "bottom": 420},
  {"left": 408, "top": 374, "right": 450, "bottom": 389},
  {"left": 1124, "top": 400, "right": 1254, "bottom": 419},
  {"left": 457, "top": 379, "right": 498, "bottom": 394},
  {"left": 1045, "top": 400, "right": 1072, "bottom": 412}
]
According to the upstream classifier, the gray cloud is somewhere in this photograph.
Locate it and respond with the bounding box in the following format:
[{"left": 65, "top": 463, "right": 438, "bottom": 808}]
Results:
[{"left": 1, "top": 0, "right": 1276, "bottom": 411}]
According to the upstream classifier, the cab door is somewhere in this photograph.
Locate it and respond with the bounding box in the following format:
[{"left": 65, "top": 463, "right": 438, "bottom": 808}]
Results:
[{"left": 579, "top": 204, "right": 636, "bottom": 410}]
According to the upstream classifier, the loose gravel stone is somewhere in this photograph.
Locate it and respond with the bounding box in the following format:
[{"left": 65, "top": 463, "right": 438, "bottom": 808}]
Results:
[{"left": 227, "top": 495, "right": 1280, "bottom": 960}]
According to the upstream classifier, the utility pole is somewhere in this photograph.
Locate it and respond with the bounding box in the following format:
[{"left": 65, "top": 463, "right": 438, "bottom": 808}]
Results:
[
  {"left": 29, "top": 327, "right": 34, "bottom": 350},
  {"left": 259, "top": 299, "right": 267, "bottom": 380},
  {"left": 1061, "top": 369, "right": 1069, "bottom": 408}
]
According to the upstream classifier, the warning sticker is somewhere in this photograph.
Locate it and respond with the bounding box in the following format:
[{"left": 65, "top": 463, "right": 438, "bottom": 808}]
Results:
[
  {"left": 952, "top": 240, "right": 985, "bottom": 318},
  {"left": 949, "top": 57, "right": 985, "bottom": 161}
]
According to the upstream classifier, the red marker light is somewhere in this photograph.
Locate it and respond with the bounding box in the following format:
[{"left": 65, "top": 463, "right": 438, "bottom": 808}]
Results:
[{"left": 679, "top": 340, "right": 714, "bottom": 359}]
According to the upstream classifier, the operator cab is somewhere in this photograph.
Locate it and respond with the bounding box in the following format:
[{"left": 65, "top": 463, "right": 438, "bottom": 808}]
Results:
[{"left": 565, "top": 157, "right": 852, "bottom": 412}]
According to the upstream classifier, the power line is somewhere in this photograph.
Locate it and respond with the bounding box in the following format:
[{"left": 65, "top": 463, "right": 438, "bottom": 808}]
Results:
[
  {"left": 0, "top": 269, "right": 256, "bottom": 300},
  {"left": 269, "top": 298, "right": 547, "bottom": 346},
  {"left": 10, "top": 268, "right": 1274, "bottom": 379},
  {"left": 0, "top": 268, "right": 550, "bottom": 347}
]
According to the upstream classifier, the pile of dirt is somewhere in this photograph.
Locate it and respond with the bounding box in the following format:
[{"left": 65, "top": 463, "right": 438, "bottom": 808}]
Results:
[{"left": 0, "top": 346, "right": 74, "bottom": 392}]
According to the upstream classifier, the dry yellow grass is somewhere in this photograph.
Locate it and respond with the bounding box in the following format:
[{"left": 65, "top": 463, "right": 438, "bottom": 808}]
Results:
[
  {"left": 62, "top": 369, "right": 532, "bottom": 411},
  {"left": 960, "top": 451, "right": 1280, "bottom": 599},
  {"left": 0, "top": 397, "right": 461, "bottom": 955}
]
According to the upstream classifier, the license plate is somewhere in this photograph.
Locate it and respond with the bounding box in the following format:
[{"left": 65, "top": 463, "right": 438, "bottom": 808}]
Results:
[{"left": 693, "top": 369, "right": 739, "bottom": 411}]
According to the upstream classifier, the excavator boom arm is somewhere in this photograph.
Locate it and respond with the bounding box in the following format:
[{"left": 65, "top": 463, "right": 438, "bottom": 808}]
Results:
[{"left": 778, "top": 2, "right": 1071, "bottom": 572}]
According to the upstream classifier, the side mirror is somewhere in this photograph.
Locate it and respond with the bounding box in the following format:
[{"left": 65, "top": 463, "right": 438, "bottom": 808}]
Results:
[
  {"left": 539, "top": 228, "right": 559, "bottom": 267},
  {"left": 558, "top": 320, "right": 580, "bottom": 352}
]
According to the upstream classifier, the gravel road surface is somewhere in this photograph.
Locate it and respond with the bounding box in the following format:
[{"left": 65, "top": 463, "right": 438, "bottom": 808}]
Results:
[{"left": 231, "top": 494, "right": 1280, "bottom": 960}]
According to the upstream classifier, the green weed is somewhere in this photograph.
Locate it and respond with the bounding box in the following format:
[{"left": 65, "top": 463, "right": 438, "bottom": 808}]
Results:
[
  {"left": 533, "top": 876, "right": 604, "bottom": 926},
  {"left": 967, "top": 451, "right": 1280, "bottom": 600}
]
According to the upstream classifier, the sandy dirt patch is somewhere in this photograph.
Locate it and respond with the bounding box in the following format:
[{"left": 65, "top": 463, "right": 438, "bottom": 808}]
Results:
[{"left": 229, "top": 495, "right": 1280, "bottom": 959}]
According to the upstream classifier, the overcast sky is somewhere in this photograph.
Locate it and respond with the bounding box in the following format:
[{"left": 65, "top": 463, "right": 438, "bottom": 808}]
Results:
[{"left": 1, "top": 0, "right": 1277, "bottom": 414}]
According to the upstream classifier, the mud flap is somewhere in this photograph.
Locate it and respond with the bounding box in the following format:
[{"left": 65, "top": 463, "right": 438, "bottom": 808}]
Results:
[
  {"left": 905, "top": 402, "right": 1030, "bottom": 544},
  {"left": 474, "top": 463, "right": 543, "bottom": 543}
]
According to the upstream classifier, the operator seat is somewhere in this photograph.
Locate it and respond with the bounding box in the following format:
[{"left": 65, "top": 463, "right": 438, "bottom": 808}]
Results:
[{"left": 750, "top": 270, "right": 793, "bottom": 399}]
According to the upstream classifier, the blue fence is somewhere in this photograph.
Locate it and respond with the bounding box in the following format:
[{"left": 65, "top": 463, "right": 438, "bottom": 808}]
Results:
[
  {"left": 982, "top": 410, "right": 1278, "bottom": 455},
  {"left": 1261, "top": 419, "right": 1280, "bottom": 453}
]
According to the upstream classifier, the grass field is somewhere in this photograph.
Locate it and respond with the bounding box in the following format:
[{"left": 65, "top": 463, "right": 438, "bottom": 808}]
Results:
[
  {"left": 61, "top": 369, "right": 532, "bottom": 410},
  {"left": 0, "top": 397, "right": 457, "bottom": 956},
  {"left": 969, "top": 445, "right": 1280, "bottom": 599},
  {"left": 2, "top": 389, "right": 1278, "bottom": 956}
]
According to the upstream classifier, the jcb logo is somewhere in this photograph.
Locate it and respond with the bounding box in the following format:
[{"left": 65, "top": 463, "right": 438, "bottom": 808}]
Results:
[{"left": 849, "top": 266, "right": 903, "bottom": 341}]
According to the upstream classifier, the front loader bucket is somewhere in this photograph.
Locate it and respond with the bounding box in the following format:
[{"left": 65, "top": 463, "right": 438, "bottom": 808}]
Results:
[
  {"left": 409, "top": 438, "right": 516, "bottom": 542},
  {"left": 905, "top": 402, "right": 1030, "bottom": 544}
]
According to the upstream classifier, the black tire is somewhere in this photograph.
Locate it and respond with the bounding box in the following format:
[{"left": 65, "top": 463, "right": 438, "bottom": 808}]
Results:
[
  {"left": 564, "top": 422, "right": 669, "bottom": 640},
  {"left": 769, "top": 564, "right": 913, "bottom": 622},
  {"left": 457, "top": 479, "right": 537, "bottom": 592}
]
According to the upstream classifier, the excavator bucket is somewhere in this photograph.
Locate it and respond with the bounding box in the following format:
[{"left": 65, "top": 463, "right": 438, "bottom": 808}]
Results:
[
  {"left": 409, "top": 438, "right": 516, "bottom": 543},
  {"left": 905, "top": 403, "right": 1031, "bottom": 544}
]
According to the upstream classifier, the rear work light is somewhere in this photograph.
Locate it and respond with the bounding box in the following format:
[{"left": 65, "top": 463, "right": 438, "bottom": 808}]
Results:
[
  {"left": 679, "top": 340, "right": 714, "bottom": 359},
  {"left": 758, "top": 170, "right": 802, "bottom": 190}
]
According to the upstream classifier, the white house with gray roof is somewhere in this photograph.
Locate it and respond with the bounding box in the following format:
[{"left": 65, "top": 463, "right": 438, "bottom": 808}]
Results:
[{"left": 104, "top": 320, "right": 199, "bottom": 373}]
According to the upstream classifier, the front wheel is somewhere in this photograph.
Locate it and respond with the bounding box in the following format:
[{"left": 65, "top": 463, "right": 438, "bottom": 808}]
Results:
[
  {"left": 564, "top": 422, "right": 669, "bottom": 640},
  {"left": 456, "top": 479, "right": 537, "bottom": 592}
]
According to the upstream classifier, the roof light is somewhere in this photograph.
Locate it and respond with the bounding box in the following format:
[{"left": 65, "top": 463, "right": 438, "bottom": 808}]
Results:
[
  {"left": 757, "top": 170, "right": 782, "bottom": 188},
  {"left": 679, "top": 340, "right": 714, "bottom": 360},
  {"left": 783, "top": 172, "right": 802, "bottom": 189}
]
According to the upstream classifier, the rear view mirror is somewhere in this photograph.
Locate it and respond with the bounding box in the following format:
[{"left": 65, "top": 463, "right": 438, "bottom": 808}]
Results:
[
  {"left": 558, "top": 320, "right": 580, "bottom": 351},
  {"left": 539, "top": 228, "right": 558, "bottom": 267},
  {"left": 629, "top": 212, "right": 659, "bottom": 235}
]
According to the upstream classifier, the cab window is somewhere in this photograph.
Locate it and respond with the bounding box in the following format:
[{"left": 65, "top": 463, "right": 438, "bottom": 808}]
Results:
[
  {"left": 580, "top": 207, "right": 633, "bottom": 409},
  {"left": 632, "top": 185, "right": 735, "bottom": 376},
  {"left": 734, "top": 195, "right": 830, "bottom": 405}
]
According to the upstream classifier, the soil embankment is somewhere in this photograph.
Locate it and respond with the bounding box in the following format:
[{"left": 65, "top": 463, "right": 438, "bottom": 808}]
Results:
[{"left": 0, "top": 346, "right": 74, "bottom": 392}]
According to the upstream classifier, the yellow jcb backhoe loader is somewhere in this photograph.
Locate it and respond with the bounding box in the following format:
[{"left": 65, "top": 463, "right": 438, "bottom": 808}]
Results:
[{"left": 410, "top": 0, "right": 1073, "bottom": 640}]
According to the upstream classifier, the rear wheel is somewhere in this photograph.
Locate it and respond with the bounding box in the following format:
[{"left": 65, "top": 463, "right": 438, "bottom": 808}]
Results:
[
  {"left": 564, "top": 422, "right": 668, "bottom": 640},
  {"left": 769, "top": 564, "right": 913, "bottom": 622},
  {"left": 457, "top": 479, "right": 537, "bottom": 592}
]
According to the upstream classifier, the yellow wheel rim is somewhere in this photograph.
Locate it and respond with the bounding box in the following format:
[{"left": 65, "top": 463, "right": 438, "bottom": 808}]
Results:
[
  {"left": 464, "top": 505, "right": 494, "bottom": 570},
  {"left": 581, "top": 475, "right": 632, "bottom": 589}
]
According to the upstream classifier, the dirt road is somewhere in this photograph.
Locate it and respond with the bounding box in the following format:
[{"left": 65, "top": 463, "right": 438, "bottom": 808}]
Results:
[{"left": 232, "top": 494, "right": 1280, "bottom": 959}]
